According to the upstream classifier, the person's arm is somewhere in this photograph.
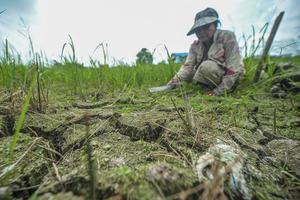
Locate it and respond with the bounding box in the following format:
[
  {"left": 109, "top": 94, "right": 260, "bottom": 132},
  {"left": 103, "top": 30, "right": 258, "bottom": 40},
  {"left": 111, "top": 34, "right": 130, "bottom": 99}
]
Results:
[
  {"left": 213, "top": 32, "right": 244, "bottom": 95},
  {"left": 168, "top": 41, "right": 198, "bottom": 86}
]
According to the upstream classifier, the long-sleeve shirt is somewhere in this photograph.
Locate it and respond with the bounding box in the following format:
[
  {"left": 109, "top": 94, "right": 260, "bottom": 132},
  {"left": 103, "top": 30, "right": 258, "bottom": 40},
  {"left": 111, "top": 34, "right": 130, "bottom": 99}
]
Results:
[{"left": 175, "top": 29, "right": 245, "bottom": 95}]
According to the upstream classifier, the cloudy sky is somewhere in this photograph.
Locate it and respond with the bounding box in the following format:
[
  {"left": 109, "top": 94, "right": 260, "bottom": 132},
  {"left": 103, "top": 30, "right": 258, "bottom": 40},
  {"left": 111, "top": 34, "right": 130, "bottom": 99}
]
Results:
[{"left": 0, "top": 0, "right": 299, "bottom": 64}]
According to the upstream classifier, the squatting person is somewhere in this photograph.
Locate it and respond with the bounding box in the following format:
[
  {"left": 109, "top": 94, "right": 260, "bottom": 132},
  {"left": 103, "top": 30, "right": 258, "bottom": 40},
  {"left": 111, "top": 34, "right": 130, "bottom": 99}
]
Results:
[{"left": 168, "top": 8, "right": 245, "bottom": 96}]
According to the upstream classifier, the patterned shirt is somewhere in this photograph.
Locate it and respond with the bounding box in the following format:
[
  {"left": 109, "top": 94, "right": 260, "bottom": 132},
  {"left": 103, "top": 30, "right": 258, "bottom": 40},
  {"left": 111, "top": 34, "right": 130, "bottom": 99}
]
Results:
[{"left": 175, "top": 29, "right": 245, "bottom": 95}]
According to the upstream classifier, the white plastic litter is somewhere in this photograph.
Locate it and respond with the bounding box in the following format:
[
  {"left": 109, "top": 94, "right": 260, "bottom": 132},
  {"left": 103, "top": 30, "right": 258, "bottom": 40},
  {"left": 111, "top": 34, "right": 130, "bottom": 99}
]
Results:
[
  {"left": 149, "top": 85, "right": 174, "bottom": 93},
  {"left": 196, "top": 139, "right": 251, "bottom": 200}
]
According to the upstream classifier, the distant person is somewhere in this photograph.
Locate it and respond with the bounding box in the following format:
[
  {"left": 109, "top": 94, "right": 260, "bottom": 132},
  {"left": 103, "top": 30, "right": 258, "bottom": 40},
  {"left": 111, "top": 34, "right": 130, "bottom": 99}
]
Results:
[{"left": 168, "top": 8, "right": 245, "bottom": 95}]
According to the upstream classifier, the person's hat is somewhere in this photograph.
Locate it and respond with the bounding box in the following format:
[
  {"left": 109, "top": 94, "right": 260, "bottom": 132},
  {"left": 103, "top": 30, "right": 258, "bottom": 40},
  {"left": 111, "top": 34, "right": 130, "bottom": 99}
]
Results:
[{"left": 187, "top": 8, "right": 219, "bottom": 36}]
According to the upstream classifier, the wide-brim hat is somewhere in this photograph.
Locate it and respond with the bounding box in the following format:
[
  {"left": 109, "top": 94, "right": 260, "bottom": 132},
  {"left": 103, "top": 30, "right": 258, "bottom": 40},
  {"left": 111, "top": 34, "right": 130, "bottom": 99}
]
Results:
[{"left": 187, "top": 8, "right": 219, "bottom": 36}]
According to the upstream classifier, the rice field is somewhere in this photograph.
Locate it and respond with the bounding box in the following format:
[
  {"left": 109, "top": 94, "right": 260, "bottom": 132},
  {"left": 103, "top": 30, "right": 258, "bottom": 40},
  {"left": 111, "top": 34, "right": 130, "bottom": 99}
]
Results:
[{"left": 0, "top": 35, "right": 300, "bottom": 199}]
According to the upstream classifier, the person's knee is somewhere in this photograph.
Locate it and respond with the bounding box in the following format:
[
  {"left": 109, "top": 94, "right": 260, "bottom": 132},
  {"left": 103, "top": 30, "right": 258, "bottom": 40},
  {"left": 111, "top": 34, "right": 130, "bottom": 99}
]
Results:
[
  {"left": 199, "top": 60, "right": 220, "bottom": 74},
  {"left": 193, "top": 60, "right": 225, "bottom": 86}
]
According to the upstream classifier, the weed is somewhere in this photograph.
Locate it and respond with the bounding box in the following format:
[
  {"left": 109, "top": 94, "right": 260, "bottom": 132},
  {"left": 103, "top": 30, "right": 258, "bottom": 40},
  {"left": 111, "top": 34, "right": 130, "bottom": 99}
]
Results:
[{"left": 7, "top": 72, "right": 37, "bottom": 160}]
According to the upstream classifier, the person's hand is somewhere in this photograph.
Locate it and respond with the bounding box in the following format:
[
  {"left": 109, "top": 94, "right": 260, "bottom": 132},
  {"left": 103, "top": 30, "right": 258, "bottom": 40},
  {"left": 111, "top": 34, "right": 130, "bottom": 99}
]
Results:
[
  {"left": 167, "top": 77, "right": 181, "bottom": 87},
  {"left": 205, "top": 91, "right": 215, "bottom": 96}
]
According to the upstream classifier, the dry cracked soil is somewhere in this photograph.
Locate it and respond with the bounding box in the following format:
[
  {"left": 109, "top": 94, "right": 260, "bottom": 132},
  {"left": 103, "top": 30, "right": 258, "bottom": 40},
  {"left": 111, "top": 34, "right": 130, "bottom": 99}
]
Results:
[{"left": 0, "top": 92, "right": 299, "bottom": 200}]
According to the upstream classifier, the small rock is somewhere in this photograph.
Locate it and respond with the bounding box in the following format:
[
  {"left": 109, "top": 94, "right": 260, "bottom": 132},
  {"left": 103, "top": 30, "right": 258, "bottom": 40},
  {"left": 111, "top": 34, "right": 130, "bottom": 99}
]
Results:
[
  {"left": 270, "top": 83, "right": 281, "bottom": 93},
  {"left": 270, "top": 62, "right": 300, "bottom": 96},
  {"left": 273, "top": 62, "right": 295, "bottom": 74},
  {"left": 271, "top": 83, "right": 288, "bottom": 98}
]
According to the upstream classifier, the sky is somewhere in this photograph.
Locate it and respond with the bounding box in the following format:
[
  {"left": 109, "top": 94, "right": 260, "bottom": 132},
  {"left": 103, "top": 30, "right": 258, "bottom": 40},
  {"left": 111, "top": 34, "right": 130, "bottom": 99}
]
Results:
[{"left": 0, "top": 0, "right": 299, "bottom": 65}]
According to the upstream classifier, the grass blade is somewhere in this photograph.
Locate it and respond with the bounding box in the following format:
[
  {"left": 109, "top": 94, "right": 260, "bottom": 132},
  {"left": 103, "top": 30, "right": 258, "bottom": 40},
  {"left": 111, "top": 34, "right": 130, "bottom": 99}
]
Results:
[{"left": 7, "top": 72, "right": 37, "bottom": 161}]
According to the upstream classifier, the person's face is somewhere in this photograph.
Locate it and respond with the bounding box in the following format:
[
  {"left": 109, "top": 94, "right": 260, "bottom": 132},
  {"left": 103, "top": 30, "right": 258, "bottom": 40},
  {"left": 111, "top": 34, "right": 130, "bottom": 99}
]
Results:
[{"left": 195, "top": 23, "right": 216, "bottom": 42}]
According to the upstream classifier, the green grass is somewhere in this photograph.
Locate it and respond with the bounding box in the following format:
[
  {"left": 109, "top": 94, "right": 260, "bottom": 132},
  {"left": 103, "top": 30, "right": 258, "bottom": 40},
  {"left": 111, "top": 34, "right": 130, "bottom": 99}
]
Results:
[
  {"left": 1, "top": 61, "right": 180, "bottom": 98},
  {"left": 2, "top": 55, "right": 299, "bottom": 97},
  {"left": 1, "top": 41, "right": 300, "bottom": 161},
  {"left": 7, "top": 70, "right": 36, "bottom": 161}
]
